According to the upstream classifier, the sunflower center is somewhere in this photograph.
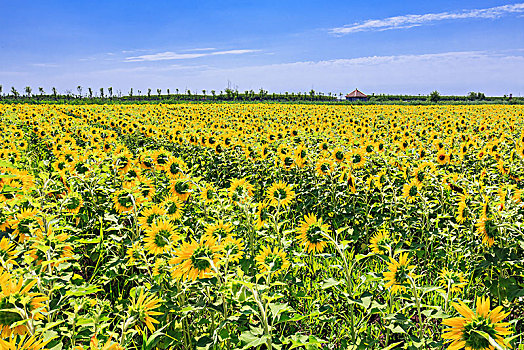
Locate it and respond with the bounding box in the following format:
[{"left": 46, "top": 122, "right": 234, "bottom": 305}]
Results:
[
  {"left": 175, "top": 181, "right": 189, "bottom": 194},
  {"left": 264, "top": 254, "right": 284, "bottom": 270},
  {"left": 118, "top": 193, "right": 133, "bottom": 208},
  {"left": 306, "top": 225, "right": 324, "bottom": 244},
  {"left": 147, "top": 213, "right": 161, "bottom": 225},
  {"left": 170, "top": 163, "right": 181, "bottom": 175},
  {"left": 463, "top": 318, "right": 497, "bottom": 349},
  {"left": 353, "top": 154, "right": 362, "bottom": 164},
  {"left": 66, "top": 196, "right": 81, "bottom": 210},
  {"left": 284, "top": 156, "right": 293, "bottom": 167},
  {"left": 335, "top": 151, "right": 344, "bottom": 160},
  {"left": 190, "top": 246, "right": 212, "bottom": 271},
  {"left": 154, "top": 230, "right": 171, "bottom": 247},
  {"left": 409, "top": 185, "right": 418, "bottom": 197}
]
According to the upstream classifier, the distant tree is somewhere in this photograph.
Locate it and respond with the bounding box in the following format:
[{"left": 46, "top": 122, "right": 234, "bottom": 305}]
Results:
[
  {"left": 147, "top": 88, "right": 151, "bottom": 97},
  {"left": 202, "top": 90, "right": 206, "bottom": 99},
  {"left": 52, "top": 87, "right": 57, "bottom": 98},
  {"left": 25, "top": 86, "right": 32, "bottom": 97},
  {"left": 77, "top": 85, "right": 83, "bottom": 98},
  {"left": 99, "top": 88, "right": 104, "bottom": 98},
  {"left": 429, "top": 90, "right": 441, "bottom": 103},
  {"left": 0, "top": 85, "right": 2, "bottom": 96},
  {"left": 138, "top": 90, "right": 142, "bottom": 96},
  {"left": 129, "top": 88, "right": 133, "bottom": 97},
  {"left": 11, "top": 86, "right": 19, "bottom": 98},
  {"left": 108, "top": 87, "right": 113, "bottom": 98},
  {"left": 167, "top": 89, "right": 170, "bottom": 96},
  {"left": 39, "top": 87, "right": 44, "bottom": 96},
  {"left": 157, "top": 89, "right": 161, "bottom": 97},
  {"left": 211, "top": 90, "right": 216, "bottom": 99},
  {"left": 88, "top": 88, "right": 93, "bottom": 98},
  {"left": 187, "top": 89, "right": 191, "bottom": 96},
  {"left": 176, "top": 88, "right": 179, "bottom": 95}
]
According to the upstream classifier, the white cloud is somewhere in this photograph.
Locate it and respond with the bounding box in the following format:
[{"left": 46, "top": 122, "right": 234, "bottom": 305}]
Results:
[
  {"left": 125, "top": 49, "right": 259, "bottom": 62},
  {"left": 331, "top": 3, "right": 524, "bottom": 34}
]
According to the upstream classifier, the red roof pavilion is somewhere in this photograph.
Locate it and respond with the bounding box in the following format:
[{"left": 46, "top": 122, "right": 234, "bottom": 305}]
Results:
[{"left": 345, "top": 89, "right": 367, "bottom": 99}]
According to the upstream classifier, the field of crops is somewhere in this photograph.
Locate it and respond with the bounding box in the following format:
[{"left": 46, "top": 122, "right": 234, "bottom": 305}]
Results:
[{"left": 0, "top": 103, "right": 523, "bottom": 349}]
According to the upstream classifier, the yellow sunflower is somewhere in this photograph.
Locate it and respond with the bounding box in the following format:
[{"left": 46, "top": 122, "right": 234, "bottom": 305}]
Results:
[
  {"left": 255, "top": 201, "right": 271, "bottom": 230},
  {"left": 369, "top": 226, "right": 393, "bottom": 255},
  {"left": 144, "top": 219, "right": 178, "bottom": 255},
  {"left": 169, "top": 237, "right": 222, "bottom": 281},
  {"left": 9, "top": 208, "right": 41, "bottom": 243},
  {"left": 200, "top": 184, "right": 217, "bottom": 204},
  {"left": 436, "top": 150, "right": 450, "bottom": 165},
  {"left": 0, "top": 334, "right": 50, "bottom": 350},
  {"left": 112, "top": 187, "right": 139, "bottom": 214},
  {"left": 126, "top": 242, "right": 143, "bottom": 266},
  {"left": 383, "top": 253, "right": 416, "bottom": 294},
  {"left": 129, "top": 289, "right": 163, "bottom": 332},
  {"left": 0, "top": 271, "right": 48, "bottom": 337},
  {"left": 221, "top": 236, "right": 245, "bottom": 264},
  {"left": 204, "top": 220, "right": 233, "bottom": 241},
  {"left": 349, "top": 148, "right": 366, "bottom": 169},
  {"left": 164, "top": 157, "right": 188, "bottom": 179},
  {"left": 402, "top": 179, "right": 422, "bottom": 203},
  {"left": 63, "top": 191, "right": 83, "bottom": 214},
  {"left": 0, "top": 237, "right": 17, "bottom": 268},
  {"left": 266, "top": 181, "right": 296, "bottom": 208},
  {"left": 137, "top": 205, "right": 166, "bottom": 229},
  {"left": 169, "top": 175, "right": 193, "bottom": 202},
  {"left": 315, "top": 157, "right": 335, "bottom": 176},
  {"left": 295, "top": 213, "right": 329, "bottom": 253},
  {"left": 255, "top": 246, "right": 290, "bottom": 275},
  {"left": 229, "top": 178, "right": 254, "bottom": 203},
  {"left": 442, "top": 296, "right": 512, "bottom": 350},
  {"left": 161, "top": 195, "right": 184, "bottom": 221},
  {"left": 475, "top": 216, "right": 497, "bottom": 247},
  {"left": 439, "top": 268, "right": 466, "bottom": 294}
]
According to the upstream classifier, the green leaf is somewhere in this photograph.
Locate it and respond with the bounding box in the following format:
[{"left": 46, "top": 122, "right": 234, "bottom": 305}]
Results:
[
  {"left": 65, "top": 285, "right": 102, "bottom": 297},
  {"left": 321, "top": 278, "right": 341, "bottom": 290}
]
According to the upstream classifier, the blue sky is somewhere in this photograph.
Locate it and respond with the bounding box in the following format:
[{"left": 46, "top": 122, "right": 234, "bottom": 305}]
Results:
[{"left": 1, "top": 1, "right": 523, "bottom": 96}]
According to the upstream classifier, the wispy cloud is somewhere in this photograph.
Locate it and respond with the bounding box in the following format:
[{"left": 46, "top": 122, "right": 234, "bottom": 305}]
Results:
[
  {"left": 125, "top": 49, "right": 259, "bottom": 62},
  {"left": 330, "top": 3, "right": 524, "bottom": 34}
]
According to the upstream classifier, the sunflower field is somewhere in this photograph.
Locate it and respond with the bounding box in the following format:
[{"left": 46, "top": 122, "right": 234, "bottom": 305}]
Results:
[{"left": 0, "top": 103, "right": 523, "bottom": 349}]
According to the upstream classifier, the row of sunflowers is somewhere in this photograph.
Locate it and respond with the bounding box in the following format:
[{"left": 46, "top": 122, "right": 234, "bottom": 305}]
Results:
[{"left": 0, "top": 103, "right": 523, "bottom": 349}]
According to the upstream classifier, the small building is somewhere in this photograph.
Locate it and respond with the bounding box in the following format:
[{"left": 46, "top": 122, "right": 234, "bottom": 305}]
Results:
[{"left": 346, "top": 89, "right": 367, "bottom": 101}]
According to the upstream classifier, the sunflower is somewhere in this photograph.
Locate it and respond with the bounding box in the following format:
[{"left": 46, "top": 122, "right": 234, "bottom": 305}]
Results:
[
  {"left": 439, "top": 268, "right": 466, "bottom": 294},
  {"left": 170, "top": 237, "right": 222, "bottom": 281},
  {"left": 126, "top": 242, "right": 143, "bottom": 266},
  {"left": 369, "top": 227, "right": 393, "bottom": 255},
  {"left": 383, "top": 253, "right": 416, "bottom": 294},
  {"left": 136, "top": 178, "right": 156, "bottom": 202},
  {"left": 266, "top": 181, "right": 295, "bottom": 208},
  {"left": 27, "top": 227, "right": 73, "bottom": 267},
  {"left": 315, "top": 157, "right": 334, "bottom": 176},
  {"left": 153, "top": 149, "right": 170, "bottom": 169},
  {"left": 164, "top": 157, "right": 188, "bottom": 179},
  {"left": 200, "top": 184, "right": 217, "bottom": 204},
  {"left": 63, "top": 191, "right": 83, "bottom": 214},
  {"left": 293, "top": 144, "right": 307, "bottom": 168},
  {"left": 144, "top": 219, "right": 178, "bottom": 255},
  {"left": 204, "top": 220, "right": 233, "bottom": 241},
  {"left": 255, "top": 201, "right": 271, "bottom": 230},
  {"left": 169, "top": 175, "right": 193, "bottom": 202},
  {"left": 229, "top": 178, "right": 254, "bottom": 203},
  {"left": 339, "top": 168, "right": 356, "bottom": 192},
  {"left": 137, "top": 205, "right": 166, "bottom": 229},
  {"left": 129, "top": 289, "right": 163, "bottom": 332},
  {"left": 137, "top": 152, "right": 155, "bottom": 170},
  {"left": 332, "top": 147, "right": 346, "bottom": 163},
  {"left": 442, "top": 296, "right": 512, "bottom": 350},
  {"left": 0, "top": 208, "right": 11, "bottom": 232},
  {"left": 0, "top": 237, "right": 17, "bottom": 268},
  {"left": 436, "top": 150, "right": 450, "bottom": 165},
  {"left": 402, "top": 179, "right": 422, "bottom": 203},
  {"left": 350, "top": 148, "right": 366, "bottom": 169},
  {"left": 114, "top": 149, "right": 133, "bottom": 174},
  {"left": 112, "top": 187, "right": 139, "bottom": 214},
  {"left": 9, "top": 208, "right": 41, "bottom": 243},
  {"left": 296, "top": 213, "right": 329, "bottom": 253},
  {"left": 0, "top": 272, "right": 48, "bottom": 337},
  {"left": 475, "top": 216, "right": 497, "bottom": 247},
  {"left": 161, "top": 195, "right": 184, "bottom": 222},
  {"left": 0, "top": 333, "right": 50, "bottom": 350},
  {"left": 456, "top": 198, "right": 468, "bottom": 224},
  {"left": 279, "top": 154, "right": 295, "bottom": 171},
  {"left": 221, "top": 236, "right": 245, "bottom": 264},
  {"left": 255, "top": 246, "right": 290, "bottom": 275}
]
